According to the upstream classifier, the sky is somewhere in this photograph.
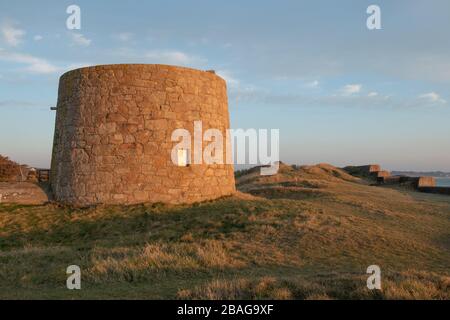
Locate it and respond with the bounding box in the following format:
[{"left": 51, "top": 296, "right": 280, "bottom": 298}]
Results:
[{"left": 0, "top": 0, "right": 449, "bottom": 171}]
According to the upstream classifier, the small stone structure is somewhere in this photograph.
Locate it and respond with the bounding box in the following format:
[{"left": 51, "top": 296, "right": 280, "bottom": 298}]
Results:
[
  {"left": 343, "top": 164, "right": 381, "bottom": 177},
  {"left": 50, "top": 64, "right": 235, "bottom": 206},
  {"left": 416, "top": 177, "right": 436, "bottom": 188},
  {"left": 375, "top": 170, "right": 391, "bottom": 178},
  {"left": 377, "top": 175, "right": 436, "bottom": 188},
  {"left": 379, "top": 175, "right": 402, "bottom": 185},
  {"left": 345, "top": 164, "right": 444, "bottom": 194}
]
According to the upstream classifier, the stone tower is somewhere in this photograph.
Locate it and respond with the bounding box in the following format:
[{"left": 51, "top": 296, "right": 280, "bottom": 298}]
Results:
[{"left": 50, "top": 64, "right": 235, "bottom": 206}]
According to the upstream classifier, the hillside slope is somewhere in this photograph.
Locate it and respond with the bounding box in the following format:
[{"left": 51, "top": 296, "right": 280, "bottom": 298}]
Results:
[{"left": 0, "top": 163, "right": 449, "bottom": 299}]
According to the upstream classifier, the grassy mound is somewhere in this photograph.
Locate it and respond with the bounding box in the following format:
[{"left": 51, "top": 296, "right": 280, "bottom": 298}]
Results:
[{"left": 0, "top": 163, "right": 449, "bottom": 299}]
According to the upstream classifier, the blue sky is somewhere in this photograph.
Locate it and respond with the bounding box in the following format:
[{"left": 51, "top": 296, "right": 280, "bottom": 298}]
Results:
[{"left": 1, "top": 0, "right": 449, "bottom": 171}]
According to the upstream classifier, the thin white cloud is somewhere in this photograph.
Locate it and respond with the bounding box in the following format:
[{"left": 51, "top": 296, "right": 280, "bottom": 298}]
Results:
[
  {"left": 0, "top": 48, "right": 58, "bottom": 74},
  {"left": 110, "top": 47, "right": 206, "bottom": 67},
  {"left": 368, "top": 91, "right": 378, "bottom": 97},
  {"left": 66, "top": 62, "right": 92, "bottom": 70},
  {"left": 144, "top": 50, "right": 203, "bottom": 65},
  {"left": 0, "top": 21, "right": 26, "bottom": 47},
  {"left": 33, "top": 35, "right": 43, "bottom": 41},
  {"left": 216, "top": 70, "right": 240, "bottom": 87},
  {"left": 70, "top": 33, "right": 92, "bottom": 47},
  {"left": 418, "top": 92, "right": 446, "bottom": 104},
  {"left": 112, "top": 32, "right": 133, "bottom": 42},
  {"left": 306, "top": 80, "right": 319, "bottom": 88},
  {"left": 0, "top": 100, "right": 43, "bottom": 108},
  {"left": 0, "top": 48, "right": 91, "bottom": 74},
  {"left": 229, "top": 85, "right": 439, "bottom": 109},
  {"left": 340, "top": 84, "right": 362, "bottom": 96}
]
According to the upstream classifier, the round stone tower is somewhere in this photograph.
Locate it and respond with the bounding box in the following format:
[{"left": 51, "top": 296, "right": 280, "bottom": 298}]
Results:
[{"left": 50, "top": 64, "right": 235, "bottom": 206}]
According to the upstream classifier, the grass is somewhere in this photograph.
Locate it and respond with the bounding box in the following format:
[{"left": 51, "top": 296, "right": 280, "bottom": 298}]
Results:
[{"left": 0, "top": 163, "right": 449, "bottom": 299}]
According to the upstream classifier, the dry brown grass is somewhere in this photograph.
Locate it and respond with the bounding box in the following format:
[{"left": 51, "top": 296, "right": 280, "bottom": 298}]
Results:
[
  {"left": 0, "top": 163, "right": 449, "bottom": 299},
  {"left": 177, "top": 271, "right": 450, "bottom": 300},
  {"left": 86, "top": 240, "right": 246, "bottom": 283}
]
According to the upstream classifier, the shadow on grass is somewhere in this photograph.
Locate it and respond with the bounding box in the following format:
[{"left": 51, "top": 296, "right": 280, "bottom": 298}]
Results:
[
  {"left": 248, "top": 187, "right": 331, "bottom": 201},
  {"left": 0, "top": 197, "right": 280, "bottom": 250}
]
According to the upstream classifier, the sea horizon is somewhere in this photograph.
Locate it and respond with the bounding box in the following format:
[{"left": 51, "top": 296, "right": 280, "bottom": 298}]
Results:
[{"left": 435, "top": 178, "right": 450, "bottom": 187}]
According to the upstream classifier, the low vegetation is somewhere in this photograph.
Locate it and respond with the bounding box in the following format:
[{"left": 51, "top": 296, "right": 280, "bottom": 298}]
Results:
[
  {"left": 0, "top": 155, "right": 23, "bottom": 182},
  {"left": 0, "top": 163, "right": 449, "bottom": 299}
]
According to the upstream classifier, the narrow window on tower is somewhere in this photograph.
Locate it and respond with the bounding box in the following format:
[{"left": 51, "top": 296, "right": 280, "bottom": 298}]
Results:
[{"left": 177, "top": 149, "right": 189, "bottom": 167}]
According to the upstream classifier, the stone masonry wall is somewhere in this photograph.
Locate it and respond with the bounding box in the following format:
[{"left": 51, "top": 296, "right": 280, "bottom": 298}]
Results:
[{"left": 50, "top": 64, "right": 236, "bottom": 206}]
